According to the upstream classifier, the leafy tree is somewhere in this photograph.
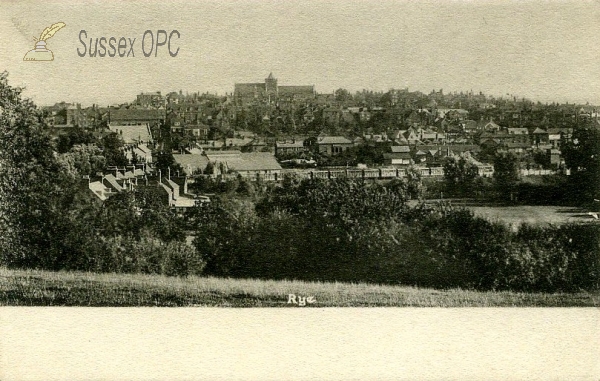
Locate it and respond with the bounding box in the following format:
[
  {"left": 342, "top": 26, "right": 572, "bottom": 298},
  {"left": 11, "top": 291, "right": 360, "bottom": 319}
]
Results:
[
  {"left": 204, "top": 161, "right": 215, "bottom": 175},
  {"left": 493, "top": 152, "right": 521, "bottom": 200},
  {"left": 334, "top": 88, "right": 352, "bottom": 103},
  {"left": 100, "top": 132, "right": 128, "bottom": 167},
  {"left": 0, "top": 72, "right": 77, "bottom": 268},
  {"left": 154, "top": 151, "right": 183, "bottom": 175},
  {"left": 405, "top": 165, "right": 425, "bottom": 200},
  {"left": 56, "top": 126, "right": 95, "bottom": 153},
  {"left": 96, "top": 187, "right": 185, "bottom": 242},
  {"left": 257, "top": 178, "right": 409, "bottom": 227},
  {"left": 562, "top": 128, "right": 600, "bottom": 204},
  {"left": 443, "top": 156, "right": 479, "bottom": 196},
  {"left": 192, "top": 198, "right": 258, "bottom": 275},
  {"left": 58, "top": 144, "right": 106, "bottom": 177}
]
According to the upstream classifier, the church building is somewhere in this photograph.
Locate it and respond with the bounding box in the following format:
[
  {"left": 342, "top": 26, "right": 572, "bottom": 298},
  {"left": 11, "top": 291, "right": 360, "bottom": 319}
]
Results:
[{"left": 234, "top": 73, "right": 315, "bottom": 106}]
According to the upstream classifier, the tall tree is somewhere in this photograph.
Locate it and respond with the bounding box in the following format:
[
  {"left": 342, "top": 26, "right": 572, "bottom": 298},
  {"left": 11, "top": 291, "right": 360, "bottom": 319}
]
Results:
[
  {"left": 334, "top": 88, "right": 352, "bottom": 103},
  {"left": 562, "top": 127, "right": 600, "bottom": 203},
  {"left": 100, "top": 132, "right": 128, "bottom": 167},
  {"left": 0, "top": 72, "right": 75, "bottom": 267},
  {"left": 443, "top": 156, "right": 479, "bottom": 196},
  {"left": 493, "top": 152, "right": 521, "bottom": 200}
]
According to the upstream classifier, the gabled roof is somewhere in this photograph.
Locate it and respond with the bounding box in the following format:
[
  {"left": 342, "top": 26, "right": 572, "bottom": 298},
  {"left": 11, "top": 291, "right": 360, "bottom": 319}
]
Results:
[
  {"left": 103, "top": 174, "right": 123, "bottom": 192},
  {"left": 418, "top": 144, "right": 480, "bottom": 153},
  {"left": 507, "top": 128, "right": 529, "bottom": 135},
  {"left": 390, "top": 145, "right": 410, "bottom": 153},
  {"left": 205, "top": 150, "right": 243, "bottom": 161},
  {"left": 383, "top": 152, "right": 412, "bottom": 159},
  {"left": 173, "top": 154, "right": 210, "bottom": 176},
  {"left": 133, "top": 148, "right": 149, "bottom": 159},
  {"left": 137, "top": 144, "right": 151, "bottom": 154},
  {"left": 390, "top": 129, "right": 407, "bottom": 139},
  {"left": 219, "top": 152, "right": 283, "bottom": 172},
  {"left": 533, "top": 128, "right": 548, "bottom": 134},
  {"left": 479, "top": 121, "right": 501, "bottom": 130},
  {"left": 318, "top": 136, "right": 352, "bottom": 145},
  {"left": 88, "top": 181, "right": 111, "bottom": 201},
  {"left": 547, "top": 128, "right": 573, "bottom": 134},
  {"left": 276, "top": 140, "right": 305, "bottom": 148},
  {"left": 109, "top": 108, "right": 165, "bottom": 121}
]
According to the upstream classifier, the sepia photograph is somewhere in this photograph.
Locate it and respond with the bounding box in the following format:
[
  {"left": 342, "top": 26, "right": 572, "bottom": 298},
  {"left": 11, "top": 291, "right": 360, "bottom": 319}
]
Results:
[{"left": 0, "top": 0, "right": 599, "bottom": 379}]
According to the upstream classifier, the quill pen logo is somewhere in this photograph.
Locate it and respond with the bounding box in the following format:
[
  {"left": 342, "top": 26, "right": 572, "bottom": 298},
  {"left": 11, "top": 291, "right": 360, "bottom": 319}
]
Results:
[{"left": 23, "top": 22, "right": 66, "bottom": 61}]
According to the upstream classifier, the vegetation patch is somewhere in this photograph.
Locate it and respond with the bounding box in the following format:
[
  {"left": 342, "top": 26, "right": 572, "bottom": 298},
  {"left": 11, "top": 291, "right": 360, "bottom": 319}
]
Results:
[{"left": 1, "top": 268, "right": 598, "bottom": 307}]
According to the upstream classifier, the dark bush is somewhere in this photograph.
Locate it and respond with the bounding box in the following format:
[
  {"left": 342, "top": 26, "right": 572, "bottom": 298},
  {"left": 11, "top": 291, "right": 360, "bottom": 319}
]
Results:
[
  {"left": 194, "top": 188, "right": 600, "bottom": 292},
  {"left": 90, "top": 233, "right": 204, "bottom": 276}
]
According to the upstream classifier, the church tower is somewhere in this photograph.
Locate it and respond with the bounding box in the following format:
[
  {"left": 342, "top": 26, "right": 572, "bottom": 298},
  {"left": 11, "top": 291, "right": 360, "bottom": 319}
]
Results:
[{"left": 265, "top": 72, "right": 278, "bottom": 97}]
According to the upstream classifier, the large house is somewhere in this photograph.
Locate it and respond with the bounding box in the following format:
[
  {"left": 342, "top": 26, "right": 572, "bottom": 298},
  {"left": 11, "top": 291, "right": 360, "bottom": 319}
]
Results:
[
  {"left": 383, "top": 145, "right": 412, "bottom": 166},
  {"left": 315, "top": 136, "right": 354, "bottom": 155},
  {"left": 108, "top": 108, "right": 165, "bottom": 127},
  {"left": 275, "top": 139, "right": 307, "bottom": 156}
]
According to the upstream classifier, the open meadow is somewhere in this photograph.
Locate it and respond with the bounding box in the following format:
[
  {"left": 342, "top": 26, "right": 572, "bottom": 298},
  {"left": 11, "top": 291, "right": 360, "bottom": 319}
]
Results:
[
  {"left": 1, "top": 267, "right": 598, "bottom": 307},
  {"left": 467, "top": 205, "right": 597, "bottom": 227}
]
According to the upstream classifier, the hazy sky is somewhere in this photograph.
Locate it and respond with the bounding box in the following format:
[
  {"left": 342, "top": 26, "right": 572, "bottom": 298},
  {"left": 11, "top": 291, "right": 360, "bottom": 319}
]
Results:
[{"left": 1, "top": 0, "right": 599, "bottom": 106}]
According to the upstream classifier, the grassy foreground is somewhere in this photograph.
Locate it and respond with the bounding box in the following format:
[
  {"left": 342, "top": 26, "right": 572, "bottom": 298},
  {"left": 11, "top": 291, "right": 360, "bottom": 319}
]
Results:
[{"left": 1, "top": 267, "right": 598, "bottom": 307}]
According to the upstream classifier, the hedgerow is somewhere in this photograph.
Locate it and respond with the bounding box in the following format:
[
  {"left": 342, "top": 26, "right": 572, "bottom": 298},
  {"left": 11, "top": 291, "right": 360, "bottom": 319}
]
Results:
[{"left": 194, "top": 178, "right": 600, "bottom": 292}]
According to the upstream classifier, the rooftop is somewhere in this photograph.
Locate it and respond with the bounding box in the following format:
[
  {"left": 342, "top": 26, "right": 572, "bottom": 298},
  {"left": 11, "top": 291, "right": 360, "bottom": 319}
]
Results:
[
  {"left": 318, "top": 136, "right": 352, "bottom": 145},
  {"left": 173, "top": 154, "right": 210, "bottom": 176},
  {"left": 108, "top": 124, "right": 153, "bottom": 144}
]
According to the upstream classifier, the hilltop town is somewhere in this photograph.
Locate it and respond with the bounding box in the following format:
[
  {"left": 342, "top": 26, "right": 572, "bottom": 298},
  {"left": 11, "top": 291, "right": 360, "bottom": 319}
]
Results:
[{"left": 40, "top": 73, "right": 599, "bottom": 206}]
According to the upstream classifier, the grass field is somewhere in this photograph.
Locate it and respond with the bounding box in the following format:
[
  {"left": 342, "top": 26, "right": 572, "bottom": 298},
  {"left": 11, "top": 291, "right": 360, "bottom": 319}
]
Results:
[
  {"left": 466, "top": 205, "right": 596, "bottom": 227},
  {"left": 1, "top": 267, "right": 598, "bottom": 307}
]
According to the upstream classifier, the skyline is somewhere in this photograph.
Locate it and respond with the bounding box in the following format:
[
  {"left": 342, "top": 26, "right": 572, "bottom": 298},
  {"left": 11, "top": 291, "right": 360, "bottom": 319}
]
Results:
[{"left": 1, "top": 1, "right": 600, "bottom": 106}]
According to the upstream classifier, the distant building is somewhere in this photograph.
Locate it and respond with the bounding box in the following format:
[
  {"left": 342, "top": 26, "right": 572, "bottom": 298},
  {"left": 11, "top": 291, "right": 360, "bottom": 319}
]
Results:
[
  {"left": 204, "top": 150, "right": 283, "bottom": 178},
  {"left": 108, "top": 108, "right": 165, "bottom": 127},
  {"left": 383, "top": 145, "right": 412, "bottom": 166},
  {"left": 315, "top": 136, "right": 353, "bottom": 155},
  {"left": 275, "top": 139, "right": 306, "bottom": 156},
  {"left": 234, "top": 73, "right": 315, "bottom": 106},
  {"left": 136, "top": 92, "right": 165, "bottom": 108}
]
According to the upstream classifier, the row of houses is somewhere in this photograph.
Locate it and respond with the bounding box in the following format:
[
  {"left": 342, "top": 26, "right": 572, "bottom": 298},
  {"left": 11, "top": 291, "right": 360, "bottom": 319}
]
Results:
[{"left": 87, "top": 170, "right": 197, "bottom": 208}]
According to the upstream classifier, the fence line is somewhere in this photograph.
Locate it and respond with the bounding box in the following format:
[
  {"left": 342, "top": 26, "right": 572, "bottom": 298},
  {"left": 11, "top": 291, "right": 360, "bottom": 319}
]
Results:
[
  {"left": 204, "top": 167, "right": 446, "bottom": 182},
  {"left": 200, "top": 165, "right": 567, "bottom": 183}
]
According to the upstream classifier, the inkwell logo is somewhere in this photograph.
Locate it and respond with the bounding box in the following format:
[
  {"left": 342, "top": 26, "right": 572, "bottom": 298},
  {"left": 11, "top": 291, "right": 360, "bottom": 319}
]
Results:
[{"left": 23, "top": 22, "right": 66, "bottom": 61}]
